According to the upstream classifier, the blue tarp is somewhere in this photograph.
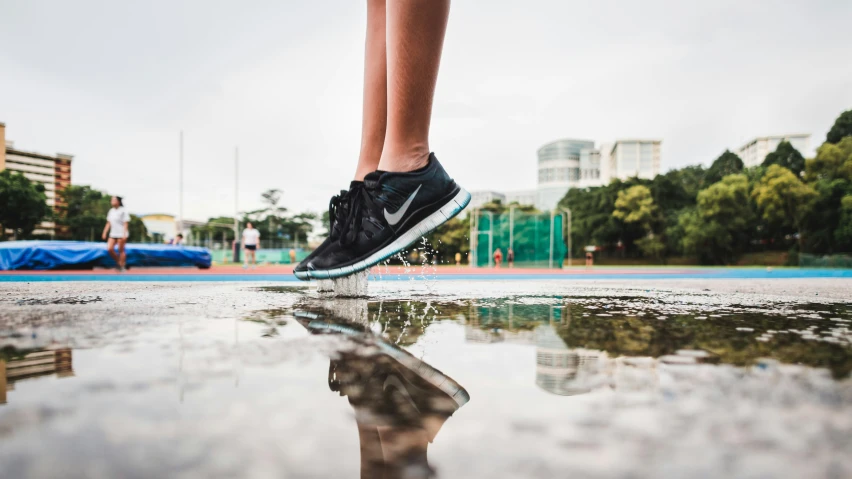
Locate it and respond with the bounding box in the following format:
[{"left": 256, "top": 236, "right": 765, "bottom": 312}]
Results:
[{"left": 0, "top": 241, "right": 212, "bottom": 270}]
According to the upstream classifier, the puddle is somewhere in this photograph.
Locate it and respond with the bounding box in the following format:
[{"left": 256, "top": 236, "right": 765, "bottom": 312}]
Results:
[{"left": 0, "top": 285, "right": 850, "bottom": 478}]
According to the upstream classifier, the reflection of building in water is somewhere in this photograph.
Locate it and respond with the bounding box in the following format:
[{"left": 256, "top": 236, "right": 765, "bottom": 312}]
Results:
[
  {"left": 1, "top": 348, "right": 74, "bottom": 405},
  {"left": 535, "top": 326, "right": 606, "bottom": 396}
]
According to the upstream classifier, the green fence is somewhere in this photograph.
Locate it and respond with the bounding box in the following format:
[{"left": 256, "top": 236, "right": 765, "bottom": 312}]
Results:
[
  {"left": 471, "top": 210, "right": 567, "bottom": 268},
  {"left": 211, "top": 248, "right": 310, "bottom": 264},
  {"left": 799, "top": 253, "right": 852, "bottom": 268}
]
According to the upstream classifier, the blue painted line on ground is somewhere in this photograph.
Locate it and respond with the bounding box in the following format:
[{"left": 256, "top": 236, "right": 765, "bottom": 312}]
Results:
[{"left": 1, "top": 269, "right": 851, "bottom": 282}]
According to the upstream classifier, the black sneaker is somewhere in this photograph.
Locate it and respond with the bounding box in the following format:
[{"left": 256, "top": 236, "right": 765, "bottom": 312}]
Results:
[
  {"left": 294, "top": 181, "right": 363, "bottom": 279},
  {"left": 298, "top": 153, "right": 470, "bottom": 280}
]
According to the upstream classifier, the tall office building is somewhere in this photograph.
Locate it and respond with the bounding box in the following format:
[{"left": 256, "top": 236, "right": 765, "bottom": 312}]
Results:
[
  {"left": 536, "top": 138, "right": 595, "bottom": 211},
  {"left": 608, "top": 139, "right": 661, "bottom": 180},
  {"left": 469, "top": 137, "right": 662, "bottom": 213},
  {"left": 734, "top": 134, "right": 810, "bottom": 168},
  {"left": 1, "top": 122, "right": 73, "bottom": 214}
]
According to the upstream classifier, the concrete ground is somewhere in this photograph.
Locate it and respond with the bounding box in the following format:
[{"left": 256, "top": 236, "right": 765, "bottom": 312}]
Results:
[{"left": 0, "top": 278, "right": 850, "bottom": 478}]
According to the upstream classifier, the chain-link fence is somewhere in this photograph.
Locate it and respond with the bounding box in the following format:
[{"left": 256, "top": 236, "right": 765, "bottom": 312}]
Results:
[
  {"left": 470, "top": 209, "right": 567, "bottom": 268},
  {"left": 799, "top": 253, "right": 852, "bottom": 268}
]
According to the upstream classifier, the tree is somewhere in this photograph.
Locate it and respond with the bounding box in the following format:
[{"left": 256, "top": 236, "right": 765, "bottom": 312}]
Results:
[
  {"left": 680, "top": 174, "right": 753, "bottom": 264},
  {"left": 705, "top": 150, "right": 745, "bottom": 185},
  {"left": 762, "top": 141, "right": 806, "bottom": 177},
  {"left": 752, "top": 165, "right": 817, "bottom": 251},
  {"left": 802, "top": 137, "right": 852, "bottom": 253},
  {"left": 805, "top": 137, "right": 852, "bottom": 183},
  {"left": 58, "top": 185, "right": 147, "bottom": 241},
  {"left": 835, "top": 195, "right": 852, "bottom": 247},
  {"left": 613, "top": 185, "right": 657, "bottom": 228},
  {"left": 826, "top": 109, "right": 852, "bottom": 144},
  {"left": 0, "top": 170, "right": 50, "bottom": 239},
  {"left": 613, "top": 185, "right": 664, "bottom": 261},
  {"left": 423, "top": 215, "right": 470, "bottom": 264}
]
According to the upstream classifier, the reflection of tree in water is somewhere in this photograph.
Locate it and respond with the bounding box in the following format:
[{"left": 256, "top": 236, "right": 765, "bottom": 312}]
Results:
[
  {"left": 248, "top": 297, "right": 851, "bottom": 379},
  {"left": 556, "top": 303, "right": 852, "bottom": 379}
]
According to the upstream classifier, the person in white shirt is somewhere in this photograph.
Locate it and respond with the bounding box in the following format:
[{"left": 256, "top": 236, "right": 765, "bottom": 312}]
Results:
[
  {"left": 102, "top": 196, "right": 130, "bottom": 271},
  {"left": 242, "top": 222, "right": 261, "bottom": 269}
]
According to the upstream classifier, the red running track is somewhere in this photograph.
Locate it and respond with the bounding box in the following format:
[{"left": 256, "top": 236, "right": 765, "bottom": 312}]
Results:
[{"left": 0, "top": 265, "right": 704, "bottom": 276}]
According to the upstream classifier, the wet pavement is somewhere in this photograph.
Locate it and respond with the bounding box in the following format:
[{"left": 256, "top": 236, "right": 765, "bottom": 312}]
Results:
[{"left": 1, "top": 279, "right": 851, "bottom": 478}]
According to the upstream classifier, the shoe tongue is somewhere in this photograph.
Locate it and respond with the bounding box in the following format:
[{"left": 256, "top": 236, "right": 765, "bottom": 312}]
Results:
[
  {"left": 363, "top": 171, "right": 385, "bottom": 188},
  {"left": 348, "top": 180, "right": 363, "bottom": 190}
]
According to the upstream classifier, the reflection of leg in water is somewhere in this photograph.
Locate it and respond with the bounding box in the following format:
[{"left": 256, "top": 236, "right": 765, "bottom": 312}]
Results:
[
  {"left": 303, "top": 305, "right": 469, "bottom": 479},
  {"left": 329, "top": 356, "right": 454, "bottom": 478}
]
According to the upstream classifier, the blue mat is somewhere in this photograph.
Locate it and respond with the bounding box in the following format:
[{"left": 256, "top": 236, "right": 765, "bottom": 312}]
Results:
[{"left": 0, "top": 241, "right": 212, "bottom": 270}]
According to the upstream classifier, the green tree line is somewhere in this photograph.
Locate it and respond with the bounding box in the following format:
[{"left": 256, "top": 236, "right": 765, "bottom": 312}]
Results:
[{"left": 557, "top": 109, "right": 852, "bottom": 264}]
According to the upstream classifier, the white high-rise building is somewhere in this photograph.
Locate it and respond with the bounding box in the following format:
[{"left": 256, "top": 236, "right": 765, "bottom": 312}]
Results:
[
  {"left": 468, "top": 137, "right": 663, "bottom": 213},
  {"left": 734, "top": 134, "right": 810, "bottom": 168},
  {"left": 535, "top": 138, "right": 595, "bottom": 211},
  {"left": 608, "top": 139, "right": 662, "bottom": 180}
]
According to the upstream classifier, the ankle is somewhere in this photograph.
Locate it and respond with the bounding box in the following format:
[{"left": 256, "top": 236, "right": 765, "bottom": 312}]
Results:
[{"left": 377, "top": 147, "right": 430, "bottom": 173}]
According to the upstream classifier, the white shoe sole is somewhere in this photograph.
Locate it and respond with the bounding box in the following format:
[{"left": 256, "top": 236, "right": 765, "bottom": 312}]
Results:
[{"left": 295, "top": 187, "right": 471, "bottom": 280}]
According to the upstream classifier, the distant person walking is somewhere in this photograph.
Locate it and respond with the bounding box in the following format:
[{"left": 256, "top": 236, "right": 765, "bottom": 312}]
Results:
[
  {"left": 507, "top": 248, "right": 515, "bottom": 268},
  {"left": 493, "top": 248, "right": 503, "bottom": 268},
  {"left": 242, "top": 222, "right": 260, "bottom": 269},
  {"left": 102, "top": 196, "right": 129, "bottom": 271}
]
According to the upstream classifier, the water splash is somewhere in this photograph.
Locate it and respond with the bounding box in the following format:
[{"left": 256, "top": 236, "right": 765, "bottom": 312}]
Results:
[{"left": 316, "top": 270, "right": 369, "bottom": 297}]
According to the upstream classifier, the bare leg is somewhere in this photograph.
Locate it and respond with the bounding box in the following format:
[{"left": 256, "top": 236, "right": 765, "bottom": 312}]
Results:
[
  {"left": 354, "top": 0, "right": 388, "bottom": 181},
  {"left": 357, "top": 422, "right": 386, "bottom": 479},
  {"left": 117, "top": 239, "right": 127, "bottom": 268},
  {"left": 378, "top": 0, "right": 450, "bottom": 173},
  {"left": 377, "top": 426, "right": 432, "bottom": 478},
  {"left": 107, "top": 238, "right": 119, "bottom": 266}
]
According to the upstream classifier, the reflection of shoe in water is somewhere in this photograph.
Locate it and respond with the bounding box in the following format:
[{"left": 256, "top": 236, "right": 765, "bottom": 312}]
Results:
[
  {"left": 295, "top": 305, "right": 468, "bottom": 478},
  {"left": 294, "top": 309, "right": 470, "bottom": 415}
]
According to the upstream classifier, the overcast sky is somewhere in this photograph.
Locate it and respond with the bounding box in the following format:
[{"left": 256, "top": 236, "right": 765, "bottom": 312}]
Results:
[{"left": 2, "top": 0, "right": 851, "bottom": 220}]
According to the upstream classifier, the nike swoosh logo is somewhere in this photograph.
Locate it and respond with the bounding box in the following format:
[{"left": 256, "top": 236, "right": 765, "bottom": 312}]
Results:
[
  {"left": 384, "top": 374, "right": 420, "bottom": 412},
  {"left": 384, "top": 184, "right": 422, "bottom": 226}
]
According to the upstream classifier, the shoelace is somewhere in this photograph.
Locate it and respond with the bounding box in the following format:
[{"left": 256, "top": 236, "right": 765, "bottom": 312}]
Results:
[
  {"left": 337, "top": 182, "right": 381, "bottom": 246},
  {"left": 327, "top": 187, "right": 357, "bottom": 238}
]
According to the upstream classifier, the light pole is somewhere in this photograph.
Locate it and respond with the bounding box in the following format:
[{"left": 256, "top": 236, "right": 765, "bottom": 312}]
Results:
[
  {"left": 509, "top": 205, "right": 515, "bottom": 254},
  {"left": 469, "top": 208, "right": 477, "bottom": 267},
  {"left": 233, "top": 147, "right": 240, "bottom": 263},
  {"left": 548, "top": 209, "right": 555, "bottom": 269},
  {"left": 178, "top": 130, "right": 184, "bottom": 236},
  {"left": 487, "top": 210, "right": 494, "bottom": 268},
  {"left": 561, "top": 207, "right": 572, "bottom": 267}
]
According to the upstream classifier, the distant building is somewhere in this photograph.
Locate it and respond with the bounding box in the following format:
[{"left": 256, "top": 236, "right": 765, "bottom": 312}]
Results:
[
  {"left": 468, "top": 136, "right": 662, "bottom": 213},
  {"left": 608, "top": 139, "right": 661, "bottom": 180},
  {"left": 734, "top": 134, "right": 810, "bottom": 168},
  {"left": 536, "top": 138, "right": 595, "bottom": 211},
  {"left": 1, "top": 122, "right": 73, "bottom": 235},
  {"left": 468, "top": 191, "right": 506, "bottom": 209}
]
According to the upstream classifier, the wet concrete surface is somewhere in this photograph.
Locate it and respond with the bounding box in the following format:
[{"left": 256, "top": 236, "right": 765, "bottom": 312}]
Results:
[{"left": 0, "top": 279, "right": 851, "bottom": 478}]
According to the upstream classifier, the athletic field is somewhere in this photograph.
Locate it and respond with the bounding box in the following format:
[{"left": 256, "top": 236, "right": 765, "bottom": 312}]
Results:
[{"left": 2, "top": 264, "right": 851, "bottom": 281}]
